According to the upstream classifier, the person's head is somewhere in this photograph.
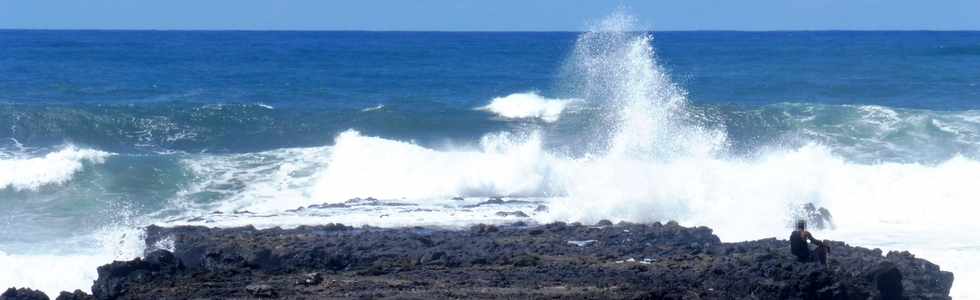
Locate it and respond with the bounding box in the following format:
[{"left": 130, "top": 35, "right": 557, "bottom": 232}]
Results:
[{"left": 796, "top": 220, "right": 806, "bottom": 230}]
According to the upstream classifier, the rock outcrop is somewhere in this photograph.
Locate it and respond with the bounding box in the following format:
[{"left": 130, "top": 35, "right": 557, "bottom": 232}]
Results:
[
  {"left": 90, "top": 222, "right": 953, "bottom": 299},
  {"left": 7, "top": 221, "right": 954, "bottom": 299},
  {"left": 0, "top": 288, "right": 49, "bottom": 300}
]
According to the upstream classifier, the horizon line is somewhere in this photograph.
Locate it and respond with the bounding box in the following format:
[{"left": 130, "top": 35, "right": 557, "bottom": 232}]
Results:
[{"left": 2, "top": 28, "right": 980, "bottom": 33}]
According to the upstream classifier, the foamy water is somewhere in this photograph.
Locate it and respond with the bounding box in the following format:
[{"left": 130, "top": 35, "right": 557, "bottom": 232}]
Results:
[
  {"left": 227, "top": 132, "right": 977, "bottom": 297},
  {"left": 0, "top": 253, "right": 108, "bottom": 296},
  {"left": 0, "top": 227, "right": 144, "bottom": 297},
  {"left": 2, "top": 12, "right": 976, "bottom": 299},
  {"left": 478, "top": 92, "right": 578, "bottom": 122}
]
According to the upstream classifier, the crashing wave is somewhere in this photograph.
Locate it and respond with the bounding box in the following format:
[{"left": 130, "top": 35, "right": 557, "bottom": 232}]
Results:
[
  {"left": 477, "top": 92, "right": 578, "bottom": 123},
  {"left": 0, "top": 146, "right": 112, "bottom": 191},
  {"left": 309, "top": 129, "right": 562, "bottom": 203},
  {"left": 87, "top": 12, "right": 978, "bottom": 298}
]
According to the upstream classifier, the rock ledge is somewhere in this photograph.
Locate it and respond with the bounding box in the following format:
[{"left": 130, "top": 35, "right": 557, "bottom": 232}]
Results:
[{"left": 5, "top": 222, "right": 954, "bottom": 299}]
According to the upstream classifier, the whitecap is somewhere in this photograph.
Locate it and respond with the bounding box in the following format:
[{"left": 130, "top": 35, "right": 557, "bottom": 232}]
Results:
[
  {"left": 477, "top": 92, "right": 578, "bottom": 122},
  {"left": 0, "top": 146, "right": 112, "bottom": 191},
  {"left": 361, "top": 104, "right": 385, "bottom": 112}
]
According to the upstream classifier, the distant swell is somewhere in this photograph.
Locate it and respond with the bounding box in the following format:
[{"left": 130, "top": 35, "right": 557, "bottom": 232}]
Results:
[
  {"left": 2, "top": 101, "right": 979, "bottom": 162},
  {"left": 719, "top": 103, "right": 980, "bottom": 163}
]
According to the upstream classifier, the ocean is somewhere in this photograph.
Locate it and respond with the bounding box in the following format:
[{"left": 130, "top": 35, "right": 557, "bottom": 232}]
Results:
[{"left": 2, "top": 15, "right": 979, "bottom": 298}]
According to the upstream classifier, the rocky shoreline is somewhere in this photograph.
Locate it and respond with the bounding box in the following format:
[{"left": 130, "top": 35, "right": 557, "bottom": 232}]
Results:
[{"left": 3, "top": 221, "right": 953, "bottom": 299}]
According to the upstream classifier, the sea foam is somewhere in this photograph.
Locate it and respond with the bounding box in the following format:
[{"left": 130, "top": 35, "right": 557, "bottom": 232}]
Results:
[
  {"left": 309, "top": 129, "right": 561, "bottom": 203},
  {"left": 0, "top": 253, "right": 107, "bottom": 297},
  {"left": 6, "top": 14, "right": 980, "bottom": 299},
  {"left": 187, "top": 128, "right": 979, "bottom": 297},
  {"left": 0, "top": 226, "right": 144, "bottom": 297},
  {"left": 77, "top": 12, "right": 980, "bottom": 298},
  {"left": 478, "top": 92, "right": 578, "bottom": 122}
]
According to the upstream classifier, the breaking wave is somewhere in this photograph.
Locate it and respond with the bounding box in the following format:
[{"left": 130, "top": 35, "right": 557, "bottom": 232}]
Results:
[
  {"left": 477, "top": 92, "right": 578, "bottom": 122},
  {"left": 5, "top": 12, "right": 979, "bottom": 299},
  {"left": 0, "top": 146, "right": 111, "bottom": 191},
  {"left": 185, "top": 12, "right": 973, "bottom": 296}
]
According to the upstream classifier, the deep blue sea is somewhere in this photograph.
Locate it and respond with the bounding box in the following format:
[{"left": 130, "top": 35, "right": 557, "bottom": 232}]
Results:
[
  {"left": 3, "top": 30, "right": 979, "bottom": 152},
  {"left": 1, "top": 26, "right": 979, "bottom": 297}
]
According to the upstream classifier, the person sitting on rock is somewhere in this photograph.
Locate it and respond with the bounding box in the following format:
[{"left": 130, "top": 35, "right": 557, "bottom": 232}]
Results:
[{"left": 790, "top": 220, "right": 829, "bottom": 265}]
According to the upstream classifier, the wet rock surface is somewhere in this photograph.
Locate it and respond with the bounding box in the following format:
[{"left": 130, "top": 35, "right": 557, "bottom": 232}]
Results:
[{"left": 9, "top": 222, "right": 954, "bottom": 299}]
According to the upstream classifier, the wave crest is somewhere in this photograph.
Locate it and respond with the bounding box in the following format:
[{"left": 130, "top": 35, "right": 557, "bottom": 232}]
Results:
[
  {"left": 0, "top": 146, "right": 112, "bottom": 191},
  {"left": 310, "top": 130, "right": 561, "bottom": 204},
  {"left": 477, "top": 92, "right": 578, "bottom": 123}
]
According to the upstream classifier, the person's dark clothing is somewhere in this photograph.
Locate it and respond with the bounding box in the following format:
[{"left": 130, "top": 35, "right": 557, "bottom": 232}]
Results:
[
  {"left": 790, "top": 230, "right": 827, "bottom": 264},
  {"left": 790, "top": 230, "right": 809, "bottom": 260}
]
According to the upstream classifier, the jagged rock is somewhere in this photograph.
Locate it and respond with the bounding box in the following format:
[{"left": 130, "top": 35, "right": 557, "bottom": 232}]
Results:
[
  {"left": 92, "top": 250, "right": 181, "bottom": 300},
  {"left": 245, "top": 284, "right": 276, "bottom": 298},
  {"left": 50, "top": 222, "right": 951, "bottom": 299},
  {"left": 344, "top": 197, "right": 377, "bottom": 204},
  {"left": 874, "top": 262, "right": 904, "bottom": 300},
  {"left": 596, "top": 219, "right": 613, "bottom": 226},
  {"left": 53, "top": 290, "right": 93, "bottom": 300},
  {"left": 1, "top": 288, "right": 49, "bottom": 300},
  {"left": 464, "top": 197, "right": 533, "bottom": 208},
  {"left": 567, "top": 240, "right": 596, "bottom": 247},
  {"left": 299, "top": 273, "right": 323, "bottom": 286},
  {"left": 470, "top": 224, "right": 498, "bottom": 234},
  {"left": 510, "top": 254, "right": 541, "bottom": 267},
  {"left": 462, "top": 198, "right": 503, "bottom": 208},
  {"left": 341, "top": 197, "right": 417, "bottom": 207},
  {"left": 494, "top": 210, "right": 529, "bottom": 218}
]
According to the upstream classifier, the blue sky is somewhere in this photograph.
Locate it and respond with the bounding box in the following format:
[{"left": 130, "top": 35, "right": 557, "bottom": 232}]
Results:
[{"left": 1, "top": 0, "right": 979, "bottom": 31}]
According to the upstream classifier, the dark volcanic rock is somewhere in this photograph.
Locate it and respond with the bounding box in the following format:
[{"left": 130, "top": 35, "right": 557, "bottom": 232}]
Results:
[
  {"left": 494, "top": 210, "right": 529, "bottom": 218},
  {"left": 469, "top": 223, "right": 499, "bottom": 235},
  {"left": 874, "top": 262, "right": 904, "bottom": 300},
  {"left": 464, "top": 197, "right": 533, "bottom": 208},
  {"left": 245, "top": 284, "right": 277, "bottom": 298},
  {"left": 70, "top": 222, "right": 954, "bottom": 299},
  {"left": 1, "top": 288, "right": 48, "bottom": 300},
  {"left": 54, "top": 290, "right": 93, "bottom": 300},
  {"left": 298, "top": 272, "right": 323, "bottom": 286},
  {"left": 91, "top": 250, "right": 182, "bottom": 300}
]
